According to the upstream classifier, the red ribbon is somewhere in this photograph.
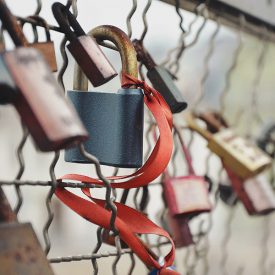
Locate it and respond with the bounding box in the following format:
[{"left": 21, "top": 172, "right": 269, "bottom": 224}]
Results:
[{"left": 55, "top": 75, "right": 178, "bottom": 273}]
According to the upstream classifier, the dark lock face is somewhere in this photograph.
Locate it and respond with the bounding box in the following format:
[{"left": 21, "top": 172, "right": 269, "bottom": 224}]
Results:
[{"left": 0, "top": 55, "right": 18, "bottom": 104}]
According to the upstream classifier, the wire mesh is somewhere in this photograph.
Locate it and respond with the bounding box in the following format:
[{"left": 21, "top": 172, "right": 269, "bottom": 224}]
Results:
[{"left": 0, "top": 0, "right": 274, "bottom": 275}]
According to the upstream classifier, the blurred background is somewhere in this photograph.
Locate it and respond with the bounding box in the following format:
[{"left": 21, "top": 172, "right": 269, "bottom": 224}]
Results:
[{"left": 0, "top": 0, "right": 275, "bottom": 274}]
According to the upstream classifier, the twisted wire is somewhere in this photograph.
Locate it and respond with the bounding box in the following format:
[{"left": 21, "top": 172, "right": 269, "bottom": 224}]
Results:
[
  {"left": 140, "top": 0, "right": 152, "bottom": 42},
  {"left": 34, "top": 0, "right": 42, "bottom": 16},
  {"left": 219, "top": 16, "right": 244, "bottom": 116},
  {"left": 259, "top": 215, "right": 271, "bottom": 275},
  {"left": 78, "top": 145, "right": 121, "bottom": 275},
  {"left": 126, "top": 0, "right": 137, "bottom": 38},
  {"left": 246, "top": 28, "right": 268, "bottom": 138},
  {"left": 14, "top": 125, "right": 28, "bottom": 214},
  {"left": 193, "top": 17, "right": 220, "bottom": 109},
  {"left": 175, "top": 0, "right": 185, "bottom": 34},
  {"left": 43, "top": 151, "right": 60, "bottom": 255},
  {"left": 161, "top": 3, "right": 201, "bottom": 68},
  {"left": 219, "top": 206, "right": 237, "bottom": 275},
  {"left": 168, "top": 4, "right": 208, "bottom": 75}
]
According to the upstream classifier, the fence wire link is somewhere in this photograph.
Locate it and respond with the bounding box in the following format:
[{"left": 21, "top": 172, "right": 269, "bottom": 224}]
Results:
[{"left": 0, "top": 1, "right": 275, "bottom": 275}]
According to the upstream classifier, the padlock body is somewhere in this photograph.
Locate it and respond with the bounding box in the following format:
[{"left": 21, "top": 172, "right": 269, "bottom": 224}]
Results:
[
  {"left": 243, "top": 174, "right": 275, "bottom": 215},
  {"left": 147, "top": 66, "right": 187, "bottom": 113},
  {"left": 0, "top": 222, "right": 54, "bottom": 275},
  {"left": 2, "top": 47, "right": 88, "bottom": 151},
  {"left": 208, "top": 128, "right": 272, "bottom": 179},
  {"left": 0, "top": 55, "right": 17, "bottom": 104},
  {"left": 67, "top": 36, "right": 117, "bottom": 87},
  {"left": 225, "top": 166, "right": 275, "bottom": 215},
  {"left": 65, "top": 88, "right": 144, "bottom": 168},
  {"left": 164, "top": 175, "right": 211, "bottom": 217},
  {"left": 165, "top": 212, "right": 193, "bottom": 248},
  {"left": 29, "top": 41, "right": 58, "bottom": 72}
]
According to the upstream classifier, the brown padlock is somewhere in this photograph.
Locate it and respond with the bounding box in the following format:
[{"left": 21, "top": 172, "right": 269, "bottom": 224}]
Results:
[
  {"left": 163, "top": 125, "right": 212, "bottom": 218},
  {"left": 0, "top": 187, "right": 55, "bottom": 275},
  {"left": 52, "top": 2, "right": 117, "bottom": 87},
  {"left": 186, "top": 112, "right": 272, "bottom": 179},
  {"left": 0, "top": 0, "right": 88, "bottom": 151},
  {"left": 26, "top": 15, "right": 58, "bottom": 72}
]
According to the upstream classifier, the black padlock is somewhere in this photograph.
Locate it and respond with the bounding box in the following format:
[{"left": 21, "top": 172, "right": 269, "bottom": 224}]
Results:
[
  {"left": 133, "top": 39, "right": 187, "bottom": 114},
  {"left": 0, "top": 54, "right": 17, "bottom": 104},
  {"left": 65, "top": 25, "right": 144, "bottom": 168},
  {"left": 0, "top": 0, "right": 88, "bottom": 151},
  {"left": 52, "top": 3, "right": 117, "bottom": 87}
]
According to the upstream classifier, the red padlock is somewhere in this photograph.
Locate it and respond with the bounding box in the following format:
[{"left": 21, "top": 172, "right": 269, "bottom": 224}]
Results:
[
  {"left": 163, "top": 125, "right": 212, "bottom": 218},
  {"left": 225, "top": 167, "right": 275, "bottom": 216}
]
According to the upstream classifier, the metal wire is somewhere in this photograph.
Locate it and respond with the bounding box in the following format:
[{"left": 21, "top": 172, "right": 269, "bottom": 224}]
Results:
[
  {"left": 43, "top": 151, "right": 60, "bottom": 255},
  {"left": 220, "top": 15, "right": 244, "bottom": 116},
  {"left": 126, "top": 0, "right": 137, "bottom": 38},
  {"left": 246, "top": 27, "right": 268, "bottom": 138}
]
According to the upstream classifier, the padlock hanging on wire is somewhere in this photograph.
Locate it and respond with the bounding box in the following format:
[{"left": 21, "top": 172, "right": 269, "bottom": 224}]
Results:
[
  {"left": 64, "top": 25, "right": 144, "bottom": 168},
  {"left": 133, "top": 39, "right": 187, "bottom": 114},
  {"left": 52, "top": 2, "right": 117, "bottom": 87},
  {"left": 0, "top": 0, "right": 88, "bottom": 151},
  {"left": 186, "top": 112, "right": 272, "bottom": 179},
  {"left": 163, "top": 125, "right": 212, "bottom": 219}
]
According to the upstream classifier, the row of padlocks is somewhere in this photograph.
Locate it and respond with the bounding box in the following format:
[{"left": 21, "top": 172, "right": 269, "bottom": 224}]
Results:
[{"left": 0, "top": 0, "right": 274, "bottom": 274}]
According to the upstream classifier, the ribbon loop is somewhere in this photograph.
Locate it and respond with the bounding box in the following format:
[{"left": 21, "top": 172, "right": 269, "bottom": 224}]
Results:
[{"left": 56, "top": 76, "right": 176, "bottom": 273}]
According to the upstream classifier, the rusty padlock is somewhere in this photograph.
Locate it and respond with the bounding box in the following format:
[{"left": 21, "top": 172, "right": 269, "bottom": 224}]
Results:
[
  {"left": 0, "top": 187, "right": 55, "bottom": 275},
  {"left": 186, "top": 112, "right": 272, "bottom": 179},
  {"left": 163, "top": 125, "right": 211, "bottom": 218},
  {"left": 26, "top": 15, "right": 58, "bottom": 72},
  {"left": 133, "top": 39, "right": 187, "bottom": 113},
  {"left": 0, "top": 0, "right": 88, "bottom": 151},
  {"left": 225, "top": 167, "right": 275, "bottom": 216},
  {"left": 52, "top": 2, "right": 117, "bottom": 87},
  {"left": 65, "top": 25, "right": 144, "bottom": 168}
]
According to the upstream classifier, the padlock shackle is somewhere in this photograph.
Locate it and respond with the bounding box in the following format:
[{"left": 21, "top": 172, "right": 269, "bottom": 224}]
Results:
[
  {"left": 173, "top": 124, "right": 195, "bottom": 175},
  {"left": 29, "top": 15, "right": 52, "bottom": 42},
  {"left": 52, "top": 2, "right": 85, "bottom": 42},
  {"left": 197, "top": 111, "right": 228, "bottom": 133},
  {"left": 132, "top": 39, "right": 156, "bottom": 70},
  {"left": 185, "top": 112, "right": 212, "bottom": 141},
  {"left": 0, "top": 0, "right": 28, "bottom": 46},
  {"left": 73, "top": 25, "right": 138, "bottom": 91}
]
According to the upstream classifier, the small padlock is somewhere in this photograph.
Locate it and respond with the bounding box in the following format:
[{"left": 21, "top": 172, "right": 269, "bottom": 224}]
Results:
[
  {"left": 186, "top": 112, "right": 272, "bottom": 179},
  {"left": 26, "top": 15, "right": 58, "bottom": 72},
  {"left": 0, "top": 0, "right": 88, "bottom": 151},
  {"left": 165, "top": 211, "right": 194, "bottom": 248},
  {"left": 65, "top": 25, "right": 144, "bottom": 168},
  {"left": 0, "top": 187, "right": 55, "bottom": 275},
  {"left": 52, "top": 3, "right": 117, "bottom": 87},
  {"left": 225, "top": 167, "right": 275, "bottom": 216},
  {"left": 133, "top": 39, "right": 187, "bottom": 114},
  {"left": 163, "top": 125, "right": 211, "bottom": 218}
]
